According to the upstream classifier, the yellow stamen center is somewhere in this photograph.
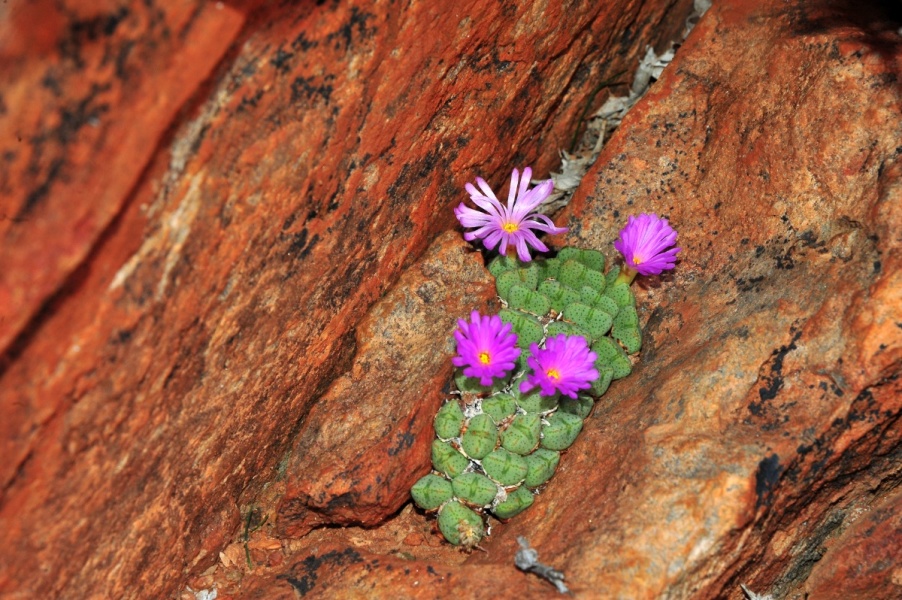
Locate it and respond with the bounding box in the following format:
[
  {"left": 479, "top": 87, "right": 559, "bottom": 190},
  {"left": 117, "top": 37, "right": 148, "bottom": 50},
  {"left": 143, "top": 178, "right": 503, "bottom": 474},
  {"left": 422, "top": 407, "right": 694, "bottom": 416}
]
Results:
[
  {"left": 502, "top": 222, "right": 519, "bottom": 233},
  {"left": 632, "top": 256, "right": 643, "bottom": 265},
  {"left": 546, "top": 368, "right": 561, "bottom": 380},
  {"left": 478, "top": 351, "right": 492, "bottom": 365}
]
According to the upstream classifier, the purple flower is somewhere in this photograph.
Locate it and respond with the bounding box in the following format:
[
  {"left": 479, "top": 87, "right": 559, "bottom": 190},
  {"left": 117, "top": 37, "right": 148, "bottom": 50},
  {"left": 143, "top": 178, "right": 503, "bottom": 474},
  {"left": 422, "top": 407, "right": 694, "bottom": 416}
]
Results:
[
  {"left": 614, "top": 213, "right": 681, "bottom": 276},
  {"left": 520, "top": 334, "right": 598, "bottom": 399},
  {"left": 454, "top": 167, "right": 568, "bottom": 262},
  {"left": 452, "top": 311, "right": 520, "bottom": 385}
]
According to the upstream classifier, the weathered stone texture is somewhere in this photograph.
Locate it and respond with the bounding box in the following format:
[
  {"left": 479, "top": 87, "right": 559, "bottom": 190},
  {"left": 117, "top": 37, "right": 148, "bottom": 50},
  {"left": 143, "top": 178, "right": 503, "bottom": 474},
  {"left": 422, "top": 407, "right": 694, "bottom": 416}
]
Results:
[
  {"left": 190, "top": 0, "right": 902, "bottom": 598},
  {"left": 544, "top": 0, "right": 902, "bottom": 598},
  {"left": 0, "top": 0, "right": 692, "bottom": 597},
  {"left": 801, "top": 482, "right": 902, "bottom": 600},
  {"left": 276, "top": 231, "right": 497, "bottom": 537},
  {"left": 0, "top": 0, "right": 247, "bottom": 355}
]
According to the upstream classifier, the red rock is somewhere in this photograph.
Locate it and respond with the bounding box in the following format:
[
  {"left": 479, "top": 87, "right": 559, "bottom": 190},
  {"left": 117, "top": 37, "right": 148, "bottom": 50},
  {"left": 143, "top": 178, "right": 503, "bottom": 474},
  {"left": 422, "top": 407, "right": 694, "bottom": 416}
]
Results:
[
  {"left": 0, "top": 0, "right": 691, "bottom": 597},
  {"left": 0, "top": 0, "right": 248, "bottom": 355},
  {"left": 197, "top": 0, "right": 902, "bottom": 597},
  {"left": 801, "top": 484, "right": 902, "bottom": 600},
  {"left": 541, "top": 0, "right": 902, "bottom": 598},
  {"left": 276, "top": 231, "right": 497, "bottom": 537}
]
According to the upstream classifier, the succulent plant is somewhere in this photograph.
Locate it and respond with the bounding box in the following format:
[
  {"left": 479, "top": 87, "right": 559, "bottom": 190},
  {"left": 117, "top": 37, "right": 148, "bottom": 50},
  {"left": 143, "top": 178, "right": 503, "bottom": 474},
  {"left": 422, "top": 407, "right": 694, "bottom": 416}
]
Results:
[
  {"left": 483, "top": 448, "right": 529, "bottom": 487},
  {"left": 415, "top": 245, "right": 650, "bottom": 548},
  {"left": 446, "top": 172, "right": 681, "bottom": 549},
  {"left": 492, "top": 485, "right": 534, "bottom": 519},
  {"left": 452, "top": 472, "right": 499, "bottom": 508},
  {"left": 461, "top": 414, "right": 499, "bottom": 460},
  {"left": 431, "top": 439, "right": 469, "bottom": 479},
  {"left": 523, "top": 449, "right": 560, "bottom": 488},
  {"left": 434, "top": 399, "right": 464, "bottom": 440},
  {"left": 501, "top": 413, "right": 542, "bottom": 455},
  {"left": 481, "top": 393, "right": 518, "bottom": 423},
  {"left": 540, "top": 411, "right": 584, "bottom": 451},
  {"left": 411, "top": 474, "right": 454, "bottom": 511},
  {"left": 438, "top": 501, "right": 485, "bottom": 548}
]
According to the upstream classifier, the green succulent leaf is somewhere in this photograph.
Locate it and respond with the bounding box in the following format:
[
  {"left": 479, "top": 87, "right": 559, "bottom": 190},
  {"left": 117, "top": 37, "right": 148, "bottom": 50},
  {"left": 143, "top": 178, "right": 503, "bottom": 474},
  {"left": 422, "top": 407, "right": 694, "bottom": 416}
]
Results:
[
  {"left": 593, "top": 295, "right": 621, "bottom": 318},
  {"left": 491, "top": 485, "right": 534, "bottom": 519},
  {"left": 563, "top": 303, "right": 613, "bottom": 340},
  {"left": 557, "top": 247, "right": 606, "bottom": 272},
  {"left": 434, "top": 399, "right": 464, "bottom": 440},
  {"left": 508, "top": 285, "right": 552, "bottom": 316},
  {"left": 499, "top": 309, "right": 544, "bottom": 349},
  {"left": 558, "top": 260, "right": 603, "bottom": 291},
  {"left": 513, "top": 384, "right": 559, "bottom": 414},
  {"left": 482, "top": 448, "right": 529, "bottom": 486},
  {"left": 559, "top": 394, "right": 594, "bottom": 420},
  {"left": 612, "top": 305, "right": 639, "bottom": 329},
  {"left": 612, "top": 324, "right": 642, "bottom": 354},
  {"left": 604, "top": 281, "right": 635, "bottom": 308},
  {"left": 481, "top": 394, "right": 518, "bottom": 424},
  {"left": 451, "top": 472, "right": 498, "bottom": 507},
  {"left": 437, "top": 501, "right": 484, "bottom": 547},
  {"left": 411, "top": 474, "right": 453, "bottom": 511},
  {"left": 461, "top": 414, "right": 498, "bottom": 459},
  {"left": 523, "top": 448, "right": 561, "bottom": 488},
  {"left": 538, "top": 279, "right": 582, "bottom": 313},
  {"left": 592, "top": 337, "right": 632, "bottom": 379},
  {"left": 488, "top": 254, "right": 524, "bottom": 277},
  {"left": 605, "top": 264, "right": 621, "bottom": 287},
  {"left": 537, "top": 257, "right": 561, "bottom": 280},
  {"left": 545, "top": 320, "right": 592, "bottom": 340},
  {"left": 496, "top": 266, "right": 539, "bottom": 300},
  {"left": 501, "top": 413, "right": 542, "bottom": 455},
  {"left": 454, "top": 369, "right": 509, "bottom": 396},
  {"left": 540, "top": 411, "right": 584, "bottom": 451},
  {"left": 589, "top": 363, "right": 615, "bottom": 396},
  {"left": 431, "top": 440, "right": 470, "bottom": 479}
]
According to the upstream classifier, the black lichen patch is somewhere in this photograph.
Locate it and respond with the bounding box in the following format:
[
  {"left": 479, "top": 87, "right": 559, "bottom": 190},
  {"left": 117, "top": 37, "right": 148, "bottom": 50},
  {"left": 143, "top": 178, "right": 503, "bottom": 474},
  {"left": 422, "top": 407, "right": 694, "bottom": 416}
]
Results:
[
  {"left": 387, "top": 416, "right": 417, "bottom": 457},
  {"left": 784, "top": 376, "right": 899, "bottom": 488},
  {"left": 112, "top": 327, "right": 134, "bottom": 345},
  {"left": 735, "top": 275, "right": 764, "bottom": 293},
  {"left": 236, "top": 89, "right": 265, "bottom": 113},
  {"left": 291, "top": 74, "right": 335, "bottom": 107},
  {"left": 270, "top": 46, "right": 295, "bottom": 73},
  {"left": 755, "top": 453, "right": 782, "bottom": 508},
  {"left": 749, "top": 326, "right": 802, "bottom": 416},
  {"left": 327, "top": 6, "right": 376, "bottom": 52},
  {"left": 18, "top": 82, "right": 112, "bottom": 218},
  {"left": 58, "top": 6, "right": 130, "bottom": 67},
  {"left": 279, "top": 227, "right": 321, "bottom": 280},
  {"left": 463, "top": 46, "right": 513, "bottom": 74},
  {"left": 279, "top": 547, "right": 364, "bottom": 596},
  {"left": 20, "top": 159, "right": 65, "bottom": 218},
  {"left": 774, "top": 247, "right": 796, "bottom": 270},
  {"left": 292, "top": 31, "right": 318, "bottom": 52}
]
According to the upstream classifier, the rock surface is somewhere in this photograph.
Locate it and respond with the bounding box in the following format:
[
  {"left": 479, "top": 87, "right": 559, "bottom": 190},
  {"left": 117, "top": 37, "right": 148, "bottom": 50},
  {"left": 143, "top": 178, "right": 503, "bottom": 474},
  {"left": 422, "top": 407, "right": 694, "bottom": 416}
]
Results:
[
  {"left": 0, "top": 0, "right": 247, "bottom": 355},
  {"left": 537, "top": 0, "right": 902, "bottom": 598},
  {"left": 190, "top": 0, "right": 902, "bottom": 598},
  {"left": 0, "top": 0, "right": 693, "bottom": 597},
  {"left": 276, "top": 231, "right": 497, "bottom": 538},
  {"left": 800, "top": 482, "right": 902, "bottom": 600}
]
